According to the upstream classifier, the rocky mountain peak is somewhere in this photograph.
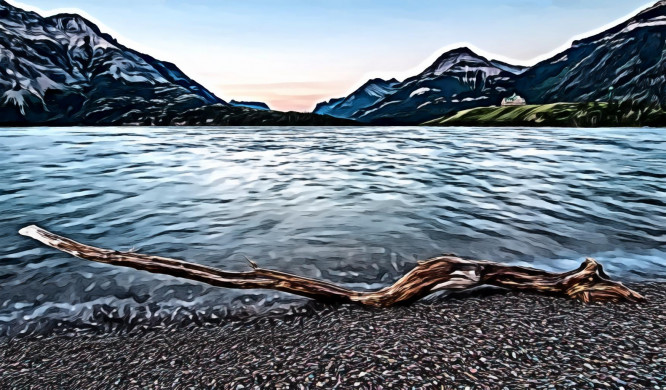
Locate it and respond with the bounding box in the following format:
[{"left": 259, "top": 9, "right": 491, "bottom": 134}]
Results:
[{"left": 423, "top": 47, "right": 494, "bottom": 76}]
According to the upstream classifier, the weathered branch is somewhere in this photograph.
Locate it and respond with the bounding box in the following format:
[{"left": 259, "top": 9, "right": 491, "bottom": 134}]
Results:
[{"left": 19, "top": 225, "right": 645, "bottom": 306}]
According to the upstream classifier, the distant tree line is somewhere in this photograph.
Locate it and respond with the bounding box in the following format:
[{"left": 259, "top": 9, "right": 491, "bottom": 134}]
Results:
[{"left": 576, "top": 100, "right": 666, "bottom": 127}]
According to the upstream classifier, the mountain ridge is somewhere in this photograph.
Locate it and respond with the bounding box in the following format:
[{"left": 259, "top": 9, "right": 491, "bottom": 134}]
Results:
[
  {"left": 230, "top": 100, "right": 271, "bottom": 110},
  {"left": 314, "top": 1, "right": 666, "bottom": 124},
  {"left": 2, "top": 0, "right": 665, "bottom": 126},
  {"left": 316, "top": 46, "right": 522, "bottom": 124}
]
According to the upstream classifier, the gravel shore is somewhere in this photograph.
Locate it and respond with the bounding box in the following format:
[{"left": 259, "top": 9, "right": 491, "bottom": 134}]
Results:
[{"left": 1, "top": 283, "right": 665, "bottom": 389}]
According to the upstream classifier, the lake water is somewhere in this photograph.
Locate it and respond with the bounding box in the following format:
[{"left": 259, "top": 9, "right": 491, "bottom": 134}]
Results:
[{"left": 1, "top": 126, "right": 665, "bottom": 338}]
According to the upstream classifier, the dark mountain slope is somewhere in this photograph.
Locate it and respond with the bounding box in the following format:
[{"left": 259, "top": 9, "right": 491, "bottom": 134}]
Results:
[
  {"left": 313, "top": 77, "right": 400, "bottom": 118},
  {"left": 516, "top": 1, "right": 666, "bottom": 106}
]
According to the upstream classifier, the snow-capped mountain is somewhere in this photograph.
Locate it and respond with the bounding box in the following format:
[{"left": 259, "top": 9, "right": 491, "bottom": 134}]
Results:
[
  {"left": 0, "top": 0, "right": 232, "bottom": 125},
  {"left": 315, "top": 47, "right": 523, "bottom": 124},
  {"left": 313, "top": 77, "right": 400, "bottom": 118},
  {"left": 0, "top": 1, "right": 346, "bottom": 126},
  {"left": 516, "top": 0, "right": 666, "bottom": 107}
]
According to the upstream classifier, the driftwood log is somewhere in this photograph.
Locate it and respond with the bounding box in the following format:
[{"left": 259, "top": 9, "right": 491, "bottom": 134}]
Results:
[{"left": 19, "top": 225, "right": 644, "bottom": 306}]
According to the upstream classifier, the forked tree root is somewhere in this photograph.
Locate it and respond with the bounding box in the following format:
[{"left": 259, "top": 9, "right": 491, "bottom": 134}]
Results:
[{"left": 19, "top": 225, "right": 645, "bottom": 306}]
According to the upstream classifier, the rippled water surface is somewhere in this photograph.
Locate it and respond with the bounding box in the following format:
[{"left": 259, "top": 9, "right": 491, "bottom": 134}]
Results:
[{"left": 1, "top": 126, "right": 665, "bottom": 337}]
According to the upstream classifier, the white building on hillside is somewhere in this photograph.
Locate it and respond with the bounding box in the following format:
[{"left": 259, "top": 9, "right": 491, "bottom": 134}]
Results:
[{"left": 501, "top": 93, "right": 526, "bottom": 106}]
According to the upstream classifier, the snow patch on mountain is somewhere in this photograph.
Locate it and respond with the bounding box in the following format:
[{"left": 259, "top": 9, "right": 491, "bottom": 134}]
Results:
[
  {"left": 410, "top": 87, "right": 431, "bottom": 97},
  {"left": 359, "top": 100, "right": 400, "bottom": 117},
  {"left": 3, "top": 89, "right": 31, "bottom": 114},
  {"left": 622, "top": 16, "right": 666, "bottom": 33},
  {"left": 431, "top": 52, "right": 488, "bottom": 76},
  {"left": 489, "top": 60, "right": 528, "bottom": 75}
]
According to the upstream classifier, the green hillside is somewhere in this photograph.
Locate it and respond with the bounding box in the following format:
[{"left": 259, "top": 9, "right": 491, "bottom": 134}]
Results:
[{"left": 424, "top": 102, "right": 666, "bottom": 127}]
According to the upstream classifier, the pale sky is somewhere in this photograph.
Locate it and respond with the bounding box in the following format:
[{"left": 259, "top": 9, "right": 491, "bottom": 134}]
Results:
[{"left": 10, "top": 0, "right": 655, "bottom": 111}]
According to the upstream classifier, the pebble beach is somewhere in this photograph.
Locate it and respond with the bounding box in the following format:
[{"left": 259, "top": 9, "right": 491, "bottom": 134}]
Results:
[{"left": 1, "top": 283, "right": 665, "bottom": 389}]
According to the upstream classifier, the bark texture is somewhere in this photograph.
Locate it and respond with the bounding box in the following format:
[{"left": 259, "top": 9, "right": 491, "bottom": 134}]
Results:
[{"left": 19, "top": 225, "right": 645, "bottom": 306}]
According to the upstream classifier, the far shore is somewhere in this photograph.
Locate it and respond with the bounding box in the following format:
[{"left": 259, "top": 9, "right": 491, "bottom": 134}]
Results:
[{"left": 424, "top": 102, "right": 666, "bottom": 128}]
